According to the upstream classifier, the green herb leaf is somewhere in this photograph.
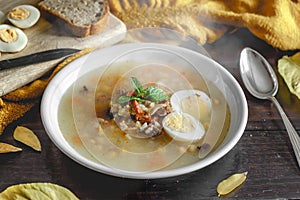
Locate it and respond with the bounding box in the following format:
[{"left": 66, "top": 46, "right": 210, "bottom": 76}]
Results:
[
  {"left": 130, "top": 77, "right": 144, "bottom": 95},
  {"left": 117, "top": 95, "right": 145, "bottom": 103},
  {"left": 117, "top": 96, "right": 132, "bottom": 103},
  {"left": 118, "top": 78, "right": 168, "bottom": 104},
  {"left": 144, "top": 86, "right": 169, "bottom": 102}
]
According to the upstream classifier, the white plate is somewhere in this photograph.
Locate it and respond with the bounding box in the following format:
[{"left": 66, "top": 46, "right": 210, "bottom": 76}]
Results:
[{"left": 41, "top": 43, "right": 248, "bottom": 179}]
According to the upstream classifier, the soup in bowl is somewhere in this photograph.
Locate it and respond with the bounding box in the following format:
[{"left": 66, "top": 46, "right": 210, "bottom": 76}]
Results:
[{"left": 41, "top": 43, "right": 248, "bottom": 179}]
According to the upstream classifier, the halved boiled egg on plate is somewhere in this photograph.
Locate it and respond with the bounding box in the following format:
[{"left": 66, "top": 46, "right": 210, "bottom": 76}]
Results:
[
  {"left": 162, "top": 90, "right": 212, "bottom": 142},
  {"left": 162, "top": 112, "right": 205, "bottom": 142},
  {"left": 0, "top": 24, "right": 28, "bottom": 52},
  {"left": 170, "top": 89, "right": 212, "bottom": 122},
  {"left": 8, "top": 5, "right": 40, "bottom": 29}
]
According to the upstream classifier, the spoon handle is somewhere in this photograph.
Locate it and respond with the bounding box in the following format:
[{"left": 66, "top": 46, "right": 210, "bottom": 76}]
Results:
[{"left": 270, "top": 96, "right": 300, "bottom": 168}]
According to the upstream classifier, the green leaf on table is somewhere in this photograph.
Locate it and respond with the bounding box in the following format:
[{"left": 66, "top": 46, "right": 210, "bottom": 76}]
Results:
[
  {"left": 278, "top": 52, "right": 300, "bottom": 99},
  {"left": 0, "top": 183, "right": 79, "bottom": 200}
]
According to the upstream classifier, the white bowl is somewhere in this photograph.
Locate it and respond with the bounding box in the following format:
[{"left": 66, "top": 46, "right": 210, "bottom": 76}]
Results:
[{"left": 41, "top": 43, "right": 248, "bottom": 179}]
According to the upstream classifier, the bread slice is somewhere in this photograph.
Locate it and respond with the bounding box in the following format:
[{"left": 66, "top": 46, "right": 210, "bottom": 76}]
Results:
[{"left": 38, "top": 0, "right": 109, "bottom": 37}]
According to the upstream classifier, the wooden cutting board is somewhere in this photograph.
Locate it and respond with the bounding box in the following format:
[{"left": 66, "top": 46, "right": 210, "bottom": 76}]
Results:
[{"left": 0, "top": 0, "right": 126, "bottom": 96}]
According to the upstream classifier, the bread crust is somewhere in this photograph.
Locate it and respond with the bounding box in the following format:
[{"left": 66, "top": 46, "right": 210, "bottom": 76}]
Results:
[{"left": 38, "top": 0, "right": 109, "bottom": 37}]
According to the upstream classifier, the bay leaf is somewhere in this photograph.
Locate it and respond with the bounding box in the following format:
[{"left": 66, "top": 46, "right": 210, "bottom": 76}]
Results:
[
  {"left": 0, "top": 183, "right": 79, "bottom": 200},
  {"left": 0, "top": 142, "right": 22, "bottom": 153},
  {"left": 217, "top": 172, "right": 248, "bottom": 196},
  {"left": 13, "top": 126, "right": 41, "bottom": 151}
]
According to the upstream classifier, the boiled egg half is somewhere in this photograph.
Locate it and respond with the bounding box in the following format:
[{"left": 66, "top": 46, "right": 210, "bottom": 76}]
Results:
[
  {"left": 170, "top": 89, "right": 212, "bottom": 122},
  {"left": 8, "top": 5, "right": 40, "bottom": 29},
  {"left": 0, "top": 24, "right": 28, "bottom": 52},
  {"left": 162, "top": 90, "right": 212, "bottom": 142},
  {"left": 163, "top": 112, "right": 205, "bottom": 142}
]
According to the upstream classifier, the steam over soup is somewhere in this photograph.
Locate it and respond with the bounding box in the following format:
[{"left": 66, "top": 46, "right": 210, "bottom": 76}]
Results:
[{"left": 58, "top": 62, "right": 231, "bottom": 172}]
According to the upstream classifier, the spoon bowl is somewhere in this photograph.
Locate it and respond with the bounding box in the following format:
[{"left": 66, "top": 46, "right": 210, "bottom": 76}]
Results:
[
  {"left": 240, "top": 47, "right": 278, "bottom": 99},
  {"left": 240, "top": 47, "right": 300, "bottom": 168}
]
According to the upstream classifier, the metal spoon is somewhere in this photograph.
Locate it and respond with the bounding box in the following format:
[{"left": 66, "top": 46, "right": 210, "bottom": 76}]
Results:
[{"left": 240, "top": 47, "right": 300, "bottom": 168}]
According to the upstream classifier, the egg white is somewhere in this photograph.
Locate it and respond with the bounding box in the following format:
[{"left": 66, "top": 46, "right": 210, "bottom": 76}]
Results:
[
  {"left": 8, "top": 5, "right": 40, "bottom": 29},
  {"left": 170, "top": 90, "right": 212, "bottom": 114},
  {"left": 0, "top": 24, "right": 28, "bottom": 52}
]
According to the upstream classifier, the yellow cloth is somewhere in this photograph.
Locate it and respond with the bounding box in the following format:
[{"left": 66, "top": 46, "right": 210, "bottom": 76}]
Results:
[
  {"left": 0, "top": 49, "right": 93, "bottom": 134},
  {"left": 109, "top": 0, "right": 300, "bottom": 50}
]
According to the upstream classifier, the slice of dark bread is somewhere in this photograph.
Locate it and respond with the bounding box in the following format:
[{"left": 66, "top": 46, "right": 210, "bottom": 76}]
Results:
[{"left": 38, "top": 0, "right": 109, "bottom": 37}]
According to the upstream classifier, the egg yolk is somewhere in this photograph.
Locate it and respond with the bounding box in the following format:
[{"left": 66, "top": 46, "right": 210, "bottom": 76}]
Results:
[
  {"left": 9, "top": 8, "right": 30, "bottom": 20},
  {"left": 0, "top": 29, "right": 18, "bottom": 43},
  {"left": 165, "top": 113, "right": 194, "bottom": 132}
]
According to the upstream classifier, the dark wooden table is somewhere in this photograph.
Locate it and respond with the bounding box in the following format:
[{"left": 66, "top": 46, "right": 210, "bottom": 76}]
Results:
[{"left": 0, "top": 28, "right": 299, "bottom": 199}]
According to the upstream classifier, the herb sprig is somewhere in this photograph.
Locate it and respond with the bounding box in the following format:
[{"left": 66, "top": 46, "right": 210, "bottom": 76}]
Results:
[{"left": 117, "top": 77, "right": 169, "bottom": 103}]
